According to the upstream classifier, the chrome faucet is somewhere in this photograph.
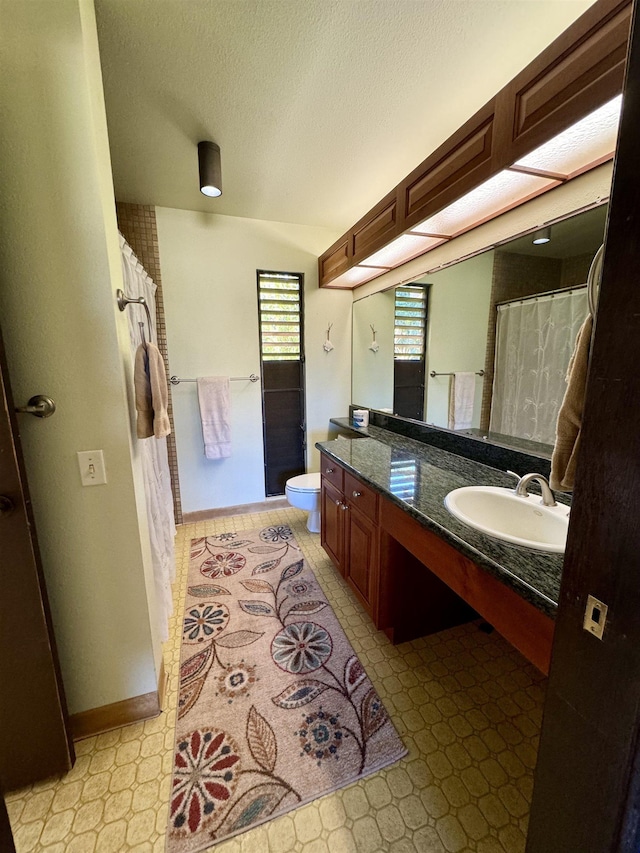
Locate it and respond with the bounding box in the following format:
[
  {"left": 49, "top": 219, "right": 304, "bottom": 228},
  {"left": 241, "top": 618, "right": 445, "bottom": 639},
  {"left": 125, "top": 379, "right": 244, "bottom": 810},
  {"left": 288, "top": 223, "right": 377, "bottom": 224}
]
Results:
[{"left": 512, "top": 472, "right": 557, "bottom": 507}]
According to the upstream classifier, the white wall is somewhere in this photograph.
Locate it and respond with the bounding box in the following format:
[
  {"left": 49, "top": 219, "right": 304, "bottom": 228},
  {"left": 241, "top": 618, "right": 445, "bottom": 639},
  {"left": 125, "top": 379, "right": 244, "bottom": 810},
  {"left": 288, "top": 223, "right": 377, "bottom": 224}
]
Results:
[
  {"left": 156, "top": 208, "right": 351, "bottom": 513},
  {"left": 0, "top": 0, "right": 161, "bottom": 713},
  {"left": 424, "top": 252, "right": 494, "bottom": 428},
  {"left": 352, "top": 289, "right": 395, "bottom": 410}
]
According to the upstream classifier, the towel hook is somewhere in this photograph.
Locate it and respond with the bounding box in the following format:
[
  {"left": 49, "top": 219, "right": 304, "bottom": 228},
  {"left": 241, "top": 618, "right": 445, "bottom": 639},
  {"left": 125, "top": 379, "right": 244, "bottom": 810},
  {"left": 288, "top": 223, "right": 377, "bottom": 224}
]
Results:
[{"left": 323, "top": 322, "right": 334, "bottom": 353}]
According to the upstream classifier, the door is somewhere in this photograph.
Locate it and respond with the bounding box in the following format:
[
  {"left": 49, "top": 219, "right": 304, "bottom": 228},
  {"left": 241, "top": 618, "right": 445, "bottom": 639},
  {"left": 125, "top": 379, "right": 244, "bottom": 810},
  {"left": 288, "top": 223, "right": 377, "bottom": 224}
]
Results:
[
  {"left": 0, "top": 326, "right": 74, "bottom": 792},
  {"left": 526, "top": 4, "right": 640, "bottom": 849},
  {"left": 320, "top": 478, "right": 344, "bottom": 573},
  {"left": 345, "top": 506, "right": 376, "bottom": 612}
]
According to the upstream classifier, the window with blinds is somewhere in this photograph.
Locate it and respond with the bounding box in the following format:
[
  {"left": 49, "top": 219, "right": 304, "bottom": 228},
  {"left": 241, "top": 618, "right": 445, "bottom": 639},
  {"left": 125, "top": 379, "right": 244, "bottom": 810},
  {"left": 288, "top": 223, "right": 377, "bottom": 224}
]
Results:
[
  {"left": 256, "top": 270, "right": 306, "bottom": 497},
  {"left": 394, "top": 285, "right": 428, "bottom": 361},
  {"left": 258, "top": 272, "right": 302, "bottom": 361}
]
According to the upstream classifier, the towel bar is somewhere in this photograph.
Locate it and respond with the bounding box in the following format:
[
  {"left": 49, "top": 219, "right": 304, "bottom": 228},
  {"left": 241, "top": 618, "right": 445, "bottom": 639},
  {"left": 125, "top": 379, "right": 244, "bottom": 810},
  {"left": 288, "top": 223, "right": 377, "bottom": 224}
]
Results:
[
  {"left": 170, "top": 375, "right": 260, "bottom": 385},
  {"left": 430, "top": 370, "right": 485, "bottom": 378}
]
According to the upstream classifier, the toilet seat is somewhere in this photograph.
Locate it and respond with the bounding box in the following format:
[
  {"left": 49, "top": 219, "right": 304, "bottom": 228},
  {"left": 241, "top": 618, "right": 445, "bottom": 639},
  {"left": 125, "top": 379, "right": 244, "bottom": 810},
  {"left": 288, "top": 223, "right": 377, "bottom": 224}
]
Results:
[{"left": 285, "top": 472, "right": 321, "bottom": 493}]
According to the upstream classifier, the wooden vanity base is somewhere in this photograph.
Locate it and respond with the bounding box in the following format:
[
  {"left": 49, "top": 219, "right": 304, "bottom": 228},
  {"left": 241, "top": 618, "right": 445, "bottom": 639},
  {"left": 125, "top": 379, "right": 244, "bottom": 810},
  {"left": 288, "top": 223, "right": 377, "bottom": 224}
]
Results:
[
  {"left": 377, "top": 530, "right": 477, "bottom": 645},
  {"left": 379, "top": 500, "right": 555, "bottom": 675},
  {"left": 320, "top": 452, "right": 555, "bottom": 675}
]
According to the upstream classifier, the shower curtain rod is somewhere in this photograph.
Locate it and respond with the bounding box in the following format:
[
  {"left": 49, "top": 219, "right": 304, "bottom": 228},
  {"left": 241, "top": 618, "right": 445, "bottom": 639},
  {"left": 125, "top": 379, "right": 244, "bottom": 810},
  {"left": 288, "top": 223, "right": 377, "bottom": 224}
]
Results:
[
  {"left": 496, "top": 283, "right": 587, "bottom": 309},
  {"left": 169, "top": 374, "right": 260, "bottom": 385}
]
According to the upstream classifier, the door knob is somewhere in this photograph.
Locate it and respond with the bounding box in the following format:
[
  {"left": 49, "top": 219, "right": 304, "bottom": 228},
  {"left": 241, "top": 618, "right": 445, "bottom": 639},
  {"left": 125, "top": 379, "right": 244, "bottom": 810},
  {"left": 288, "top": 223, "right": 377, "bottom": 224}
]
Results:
[
  {"left": 0, "top": 495, "right": 15, "bottom": 516},
  {"left": 15, "top": 395, "right": 56, "bottom": 418}
]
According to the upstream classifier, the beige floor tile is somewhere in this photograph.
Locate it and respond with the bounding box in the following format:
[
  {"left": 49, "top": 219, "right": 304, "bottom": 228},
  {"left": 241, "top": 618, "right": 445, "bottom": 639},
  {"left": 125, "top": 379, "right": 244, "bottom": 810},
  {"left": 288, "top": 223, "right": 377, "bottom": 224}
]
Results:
[{"left": 7, "top": 507, "right": 546, "bottom": 853}]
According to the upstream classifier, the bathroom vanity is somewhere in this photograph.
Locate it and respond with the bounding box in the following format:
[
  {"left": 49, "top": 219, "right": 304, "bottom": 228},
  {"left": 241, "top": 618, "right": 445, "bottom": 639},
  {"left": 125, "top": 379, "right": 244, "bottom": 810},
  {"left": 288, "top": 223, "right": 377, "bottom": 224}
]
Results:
[{"left": 317, "top": 424, "right": 561, "bottom": 674}]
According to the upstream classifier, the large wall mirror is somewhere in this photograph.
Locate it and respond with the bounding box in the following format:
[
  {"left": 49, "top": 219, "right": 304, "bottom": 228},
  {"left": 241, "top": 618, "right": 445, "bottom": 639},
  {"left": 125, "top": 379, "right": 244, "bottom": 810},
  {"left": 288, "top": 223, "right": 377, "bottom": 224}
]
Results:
[{"left": 352, "top": 202, "right": 608, "bottom": 456}]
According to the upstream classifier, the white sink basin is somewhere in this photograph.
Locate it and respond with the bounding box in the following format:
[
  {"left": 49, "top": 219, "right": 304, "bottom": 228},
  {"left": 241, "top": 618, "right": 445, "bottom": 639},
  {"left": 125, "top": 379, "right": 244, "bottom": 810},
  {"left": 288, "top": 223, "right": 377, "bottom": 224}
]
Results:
[{"left": 444, "top": 486, "right": 570, "bottom": 553}]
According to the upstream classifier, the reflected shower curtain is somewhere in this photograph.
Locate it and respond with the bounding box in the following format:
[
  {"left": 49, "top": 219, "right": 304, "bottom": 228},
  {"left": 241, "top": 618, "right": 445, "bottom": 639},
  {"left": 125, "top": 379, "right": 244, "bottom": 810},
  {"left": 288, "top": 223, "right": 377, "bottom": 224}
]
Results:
[
  {"left": 490, "top": 288, "right": 588, "bottom": 446},
  {"left": 120, "top": 234, "right": 176, "bottom": 641}
]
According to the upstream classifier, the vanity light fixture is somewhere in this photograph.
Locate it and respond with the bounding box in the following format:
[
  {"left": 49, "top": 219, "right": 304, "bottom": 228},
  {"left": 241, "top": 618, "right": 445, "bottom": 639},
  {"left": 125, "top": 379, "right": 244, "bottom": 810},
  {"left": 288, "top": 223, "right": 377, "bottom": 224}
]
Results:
[
  {"left": 532, "top": 226, "right": 551, "bottom": 245},
  {"left": 198, "top": 141, "right": 222, "bottom": 197},
  {"left": 318, "top": 0, "right": 629, "bottom": 294}
]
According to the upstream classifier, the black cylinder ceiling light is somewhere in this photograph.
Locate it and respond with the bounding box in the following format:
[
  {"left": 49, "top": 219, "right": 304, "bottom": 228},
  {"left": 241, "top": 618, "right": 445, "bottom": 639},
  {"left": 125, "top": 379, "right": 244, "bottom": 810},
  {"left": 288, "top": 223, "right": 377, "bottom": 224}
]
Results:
[
  {"left": 198, "top": 141, "right": 222, "bottom": 197},
  {"left": 532, "top": 225, "right": 551, "bottom": 245}
]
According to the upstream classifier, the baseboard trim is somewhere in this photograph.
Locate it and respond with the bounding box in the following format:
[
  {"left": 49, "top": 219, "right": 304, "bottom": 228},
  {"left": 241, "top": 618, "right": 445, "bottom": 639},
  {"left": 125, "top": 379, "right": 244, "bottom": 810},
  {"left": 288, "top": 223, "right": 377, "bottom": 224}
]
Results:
[
  {"left": 182, "top": 498, "right": 289, "bottom": 523},
  {"left": 69, "top": 660, "right": 165, "bottom": 741}
]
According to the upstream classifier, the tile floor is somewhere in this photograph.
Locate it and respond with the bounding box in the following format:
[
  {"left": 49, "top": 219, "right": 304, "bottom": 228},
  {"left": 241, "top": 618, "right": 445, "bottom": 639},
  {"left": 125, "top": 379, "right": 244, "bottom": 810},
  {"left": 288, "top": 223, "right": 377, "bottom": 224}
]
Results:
[{"left": 7, "top": 507, "right": 546, "bottom": 853}]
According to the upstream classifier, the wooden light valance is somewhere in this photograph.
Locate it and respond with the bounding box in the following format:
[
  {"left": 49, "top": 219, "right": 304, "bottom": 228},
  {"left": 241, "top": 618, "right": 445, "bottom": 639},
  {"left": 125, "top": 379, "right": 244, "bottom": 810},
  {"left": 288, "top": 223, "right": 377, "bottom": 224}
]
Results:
[{"left": 319, "top": 0, "right": 631, "bottom": 289}]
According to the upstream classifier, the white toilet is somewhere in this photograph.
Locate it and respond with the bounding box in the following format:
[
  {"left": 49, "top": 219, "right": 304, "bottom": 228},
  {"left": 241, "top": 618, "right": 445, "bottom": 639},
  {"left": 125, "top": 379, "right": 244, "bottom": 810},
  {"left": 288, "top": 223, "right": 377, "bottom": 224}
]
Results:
[{"left": 285, "top": 472, "right": 322, "bottom": 533}]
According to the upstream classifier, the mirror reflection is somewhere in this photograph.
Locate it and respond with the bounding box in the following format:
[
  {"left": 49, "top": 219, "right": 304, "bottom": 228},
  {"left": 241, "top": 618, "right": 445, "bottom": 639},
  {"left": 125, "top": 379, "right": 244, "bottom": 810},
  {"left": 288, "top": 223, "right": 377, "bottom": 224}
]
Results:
[{"left": 352, "top": 203, "right": 608, "bottom": 455}]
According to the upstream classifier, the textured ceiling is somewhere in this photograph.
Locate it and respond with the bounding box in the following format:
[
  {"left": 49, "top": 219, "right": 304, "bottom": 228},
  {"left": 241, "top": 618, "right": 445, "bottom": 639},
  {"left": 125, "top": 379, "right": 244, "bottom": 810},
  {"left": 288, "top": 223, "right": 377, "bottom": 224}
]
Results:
[{"left": 95, "top": 0, "right": 596, "bottom": 232}]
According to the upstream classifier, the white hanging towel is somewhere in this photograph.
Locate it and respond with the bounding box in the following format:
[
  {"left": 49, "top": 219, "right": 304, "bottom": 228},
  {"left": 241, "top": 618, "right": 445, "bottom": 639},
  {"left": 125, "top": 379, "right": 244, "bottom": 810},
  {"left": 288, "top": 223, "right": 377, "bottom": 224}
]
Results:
[
  {"left": 197, "top": 376, "right": 232, "bottom": 459},
  {"left": 448, "top": 372, "right": 475, "bottom": 430}
]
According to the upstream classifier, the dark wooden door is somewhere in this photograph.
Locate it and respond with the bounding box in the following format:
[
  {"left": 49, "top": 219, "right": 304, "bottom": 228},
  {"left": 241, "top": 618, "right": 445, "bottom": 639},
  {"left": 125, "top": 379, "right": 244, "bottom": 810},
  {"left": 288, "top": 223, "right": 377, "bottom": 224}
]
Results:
[
  {"left": 526, "top": 4, "right": 640, "bottom": 850},
  {"left": 0, "top": 327, "right": 74, "bottom": 792},
  {"left": 393, "top": 360, "right": 426, "bottom": 420},
  {"left": 0, "top": 798, "right": 16, "bottom": 853},
  {"left": 261, "top": 361, "right": 305, "bottom": 495}
]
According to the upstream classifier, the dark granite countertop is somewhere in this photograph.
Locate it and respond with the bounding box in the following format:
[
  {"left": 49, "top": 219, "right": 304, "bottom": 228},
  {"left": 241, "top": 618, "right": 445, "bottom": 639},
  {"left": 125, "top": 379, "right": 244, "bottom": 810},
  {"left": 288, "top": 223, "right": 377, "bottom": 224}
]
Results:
[{"left": 317, "top": 421, "right": 566, "bottom": 619}]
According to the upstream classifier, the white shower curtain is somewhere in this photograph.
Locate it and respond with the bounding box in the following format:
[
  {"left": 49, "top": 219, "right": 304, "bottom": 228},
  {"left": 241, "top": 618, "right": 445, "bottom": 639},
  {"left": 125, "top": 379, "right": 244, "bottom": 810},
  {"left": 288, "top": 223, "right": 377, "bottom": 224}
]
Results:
[
  {"left": 120, "top": 234, "right": 176, "bottom": 641},
  {"left": 490, "top": 288, "right": 588, "bottom": 446}
]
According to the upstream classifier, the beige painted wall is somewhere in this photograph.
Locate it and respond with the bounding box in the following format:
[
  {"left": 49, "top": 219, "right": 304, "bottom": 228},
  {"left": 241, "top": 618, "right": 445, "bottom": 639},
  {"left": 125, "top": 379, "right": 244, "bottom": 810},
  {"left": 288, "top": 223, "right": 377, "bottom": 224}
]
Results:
[
  {"left": 352, "top": 289, "right": 395, "bottom": 411},
  {"left": 423, "top": 252, "right": 494, "bottom": 428},
  {"left": 0, "top": 0, "right": 161, "bottom": 713},
  {"left": 155, "top": 208, "right": 351, "bottom": 513}
]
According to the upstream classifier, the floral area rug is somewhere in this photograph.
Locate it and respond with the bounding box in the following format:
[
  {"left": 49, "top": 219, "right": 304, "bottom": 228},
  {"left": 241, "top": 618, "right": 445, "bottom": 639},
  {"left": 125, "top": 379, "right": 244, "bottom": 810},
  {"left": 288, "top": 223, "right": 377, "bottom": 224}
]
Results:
[{"left": 167, "top": 523, "right": 406, "bottom": 852}]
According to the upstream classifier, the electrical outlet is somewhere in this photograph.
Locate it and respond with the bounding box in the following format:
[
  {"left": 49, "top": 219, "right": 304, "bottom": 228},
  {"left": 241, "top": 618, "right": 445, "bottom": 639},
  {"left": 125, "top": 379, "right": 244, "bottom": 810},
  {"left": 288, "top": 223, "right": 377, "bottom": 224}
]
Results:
[{"left": 77, "top": 450, "right": 107, "bottom": 486}]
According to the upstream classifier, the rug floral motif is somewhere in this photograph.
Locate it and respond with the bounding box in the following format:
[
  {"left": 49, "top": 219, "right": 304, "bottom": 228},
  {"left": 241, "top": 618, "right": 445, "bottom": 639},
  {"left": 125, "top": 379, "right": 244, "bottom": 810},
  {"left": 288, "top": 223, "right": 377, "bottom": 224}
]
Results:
[{"left": 167, "top": 524, "right": 406, "bottom": 852}]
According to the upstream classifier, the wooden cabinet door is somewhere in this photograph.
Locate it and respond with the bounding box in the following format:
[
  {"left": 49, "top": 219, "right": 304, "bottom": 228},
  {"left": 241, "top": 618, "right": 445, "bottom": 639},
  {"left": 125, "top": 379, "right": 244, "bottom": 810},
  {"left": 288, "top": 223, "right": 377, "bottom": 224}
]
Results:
[
  {"left": 321, "top": 478, "right": 345, "bottom": 573},
  {"left": 345, "top": 505, "right": 377, "bottom": 614}
]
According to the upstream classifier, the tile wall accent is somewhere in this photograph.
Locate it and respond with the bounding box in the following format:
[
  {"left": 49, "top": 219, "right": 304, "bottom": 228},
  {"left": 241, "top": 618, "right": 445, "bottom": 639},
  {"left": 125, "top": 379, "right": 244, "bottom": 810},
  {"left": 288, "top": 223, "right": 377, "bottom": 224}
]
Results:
[
  {"left": 116, "top": 203, "right": 183, "bottom": 524},
  {"left": 559, "top": 252, "right": 593, "bottom": 289}
]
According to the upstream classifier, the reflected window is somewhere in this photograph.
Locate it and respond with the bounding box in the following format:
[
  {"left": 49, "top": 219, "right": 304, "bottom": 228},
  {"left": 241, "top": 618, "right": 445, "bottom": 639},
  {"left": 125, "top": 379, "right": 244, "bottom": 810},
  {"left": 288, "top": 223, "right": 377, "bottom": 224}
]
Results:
[
  {"left": 389, "top": 453, "right": 418, "bottom": 504},
  {"left": 393, "top": 285, "right": 428, "bottom": 420}
]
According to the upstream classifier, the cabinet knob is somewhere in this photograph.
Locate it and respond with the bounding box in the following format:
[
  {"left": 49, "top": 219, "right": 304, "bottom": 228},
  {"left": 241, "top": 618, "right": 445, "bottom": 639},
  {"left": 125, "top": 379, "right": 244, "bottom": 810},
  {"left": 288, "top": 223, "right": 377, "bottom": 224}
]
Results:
[
  {"left": 341, "top": 504, "right": 349, "bottom": 511},
  {"left": 335, "top": 499, "right": 342, "bottom": 508},
  {"left": 352, "top": 491, "right": 361, "bottom": 498},
  {"left": 326, "top": 467, "right": 334, "bottom": 474}
]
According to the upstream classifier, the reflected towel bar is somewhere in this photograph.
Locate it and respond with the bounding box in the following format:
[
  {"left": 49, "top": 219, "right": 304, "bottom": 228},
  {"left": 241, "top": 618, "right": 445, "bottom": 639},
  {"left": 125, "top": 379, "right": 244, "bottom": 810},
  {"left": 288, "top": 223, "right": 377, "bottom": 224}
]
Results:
[
  {"left": 430, "top": 370, "right": 485, "bottom": 378},
  {"left": 170, "top": 374, "right": 260, "bottom": 385}
]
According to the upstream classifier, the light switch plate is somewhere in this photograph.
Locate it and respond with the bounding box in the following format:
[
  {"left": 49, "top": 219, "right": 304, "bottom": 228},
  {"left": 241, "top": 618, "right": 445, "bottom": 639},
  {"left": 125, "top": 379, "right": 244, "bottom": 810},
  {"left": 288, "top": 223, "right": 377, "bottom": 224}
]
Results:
[{"left": 77, "top": 450, "right": 107, "bottom": 486}]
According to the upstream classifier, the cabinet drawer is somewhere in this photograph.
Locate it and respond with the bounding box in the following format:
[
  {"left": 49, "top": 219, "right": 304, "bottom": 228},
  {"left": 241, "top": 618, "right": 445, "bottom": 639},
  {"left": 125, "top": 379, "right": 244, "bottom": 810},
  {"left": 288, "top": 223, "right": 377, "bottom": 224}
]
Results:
[
  {"left": 320, "top": 454, "right": 343, "bottom": 490},
  {"left": 345, "top": 472, "right": 378, "bottom": 521}
]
